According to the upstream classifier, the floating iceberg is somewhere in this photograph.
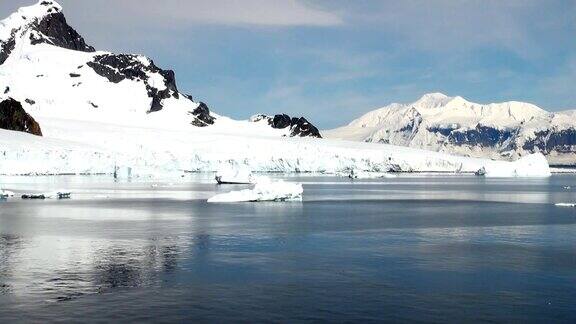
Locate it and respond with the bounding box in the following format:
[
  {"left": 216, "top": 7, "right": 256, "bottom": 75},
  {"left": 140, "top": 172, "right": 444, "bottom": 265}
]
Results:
[
  {"left": 208, "top": 179, "right": 303, "bottom": 203},
  {"left": 555, "top": 203, "right": 576, "bottom": 208},
  {"left": 480, "top": 153, "right": 551, "bottom": 178},
  {"left": 214, "top": 168, "right": 254, "bottom": 185}
]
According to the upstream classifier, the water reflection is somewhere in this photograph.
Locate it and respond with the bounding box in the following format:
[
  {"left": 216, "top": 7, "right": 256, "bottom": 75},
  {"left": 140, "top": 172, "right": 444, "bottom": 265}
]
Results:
[
  {"left": 0, "top": 234, "right": 24, "bottom": 294},
  {"left": 0, "top": 174, "right": 575, "bottom": 315},
  {"left": 0, "top": 235, "right": 189, "bottom": 302}
]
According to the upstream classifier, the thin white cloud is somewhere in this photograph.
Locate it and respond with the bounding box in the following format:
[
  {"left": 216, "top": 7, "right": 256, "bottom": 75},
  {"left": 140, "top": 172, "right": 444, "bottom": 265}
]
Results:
[{"left": 56, "top": 0, "right": 342, "bottom": 27}]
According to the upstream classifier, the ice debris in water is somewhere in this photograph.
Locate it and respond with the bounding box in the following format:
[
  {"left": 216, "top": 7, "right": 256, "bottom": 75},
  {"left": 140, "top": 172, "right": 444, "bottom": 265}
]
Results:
[
  {"left": 208, "top": 178, "right": 303, "bottom": 203},
  {"left": 555, "top": 203, "right": 576, "bottom": 208}
]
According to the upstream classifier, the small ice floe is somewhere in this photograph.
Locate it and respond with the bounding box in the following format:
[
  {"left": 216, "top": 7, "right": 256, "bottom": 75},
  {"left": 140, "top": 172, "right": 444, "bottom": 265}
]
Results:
[
  {"left": 555, "top": 203, "right": 576, "bottom": 208},
  {"left": 208, "top": 178, "right": 303, "bottom": 203},
  {"left": 214, "top": 168, "right": 255, "bottom": 185}
]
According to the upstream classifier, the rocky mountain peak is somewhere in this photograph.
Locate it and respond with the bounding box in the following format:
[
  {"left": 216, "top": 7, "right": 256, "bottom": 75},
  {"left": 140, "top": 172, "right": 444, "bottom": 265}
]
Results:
[{"left": 1, "top": 0, "right": 94, "bottom": 65}]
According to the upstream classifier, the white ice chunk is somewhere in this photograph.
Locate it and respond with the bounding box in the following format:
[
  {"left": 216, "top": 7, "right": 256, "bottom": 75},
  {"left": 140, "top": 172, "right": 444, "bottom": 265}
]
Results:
[
  {"left": 555, "top": 203, "right": 576, "bottom": 207},
  {"left": 208, "top": 179, "right": 303, "bottom": 203}
]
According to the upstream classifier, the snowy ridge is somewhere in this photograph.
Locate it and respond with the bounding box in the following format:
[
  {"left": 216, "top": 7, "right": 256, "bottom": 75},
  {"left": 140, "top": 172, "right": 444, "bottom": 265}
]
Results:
[
  {"left": 325, "top": 93, "right": 576, "bottom": 165},
  {"left": 0, "top": 0, "right": 62, "bottom": 41}
]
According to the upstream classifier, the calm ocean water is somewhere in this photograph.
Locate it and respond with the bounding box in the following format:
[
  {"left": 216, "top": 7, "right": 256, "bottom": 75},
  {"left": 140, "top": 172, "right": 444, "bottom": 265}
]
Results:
[{"left": 1, "top": 174, "right": 576, "bottom": 322}]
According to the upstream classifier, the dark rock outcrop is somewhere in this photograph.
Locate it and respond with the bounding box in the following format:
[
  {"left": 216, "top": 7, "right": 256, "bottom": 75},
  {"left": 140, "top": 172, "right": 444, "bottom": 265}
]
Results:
[
  {"left": 422, "top": 121, "right": 576, "bottom": 161},
  {"left": 0, "top": 98, "right": 42, "bottom": 136},
  {"left": 287, "top": 116, "right": 322, "bottom": 138},
  {"left": 253, "top": 114, "right": 322, "bottom": 138},
  {"left": 29, "top": 10, "right": 95, "bottom": 52},
  {"left": 447, "top": 125, "right": 516, "bottom": 148},
  {"left": 87, "top": 54, "right": 179, "bottom": 112},
  {"left": 523, "top": 129, "right": 576, "bottom": 154},
  {"left": 190, "top": 102, "right": 215, "bottom": 127},
  {"left": 0, "top": 34, "right": 15, "bottom": 65}
]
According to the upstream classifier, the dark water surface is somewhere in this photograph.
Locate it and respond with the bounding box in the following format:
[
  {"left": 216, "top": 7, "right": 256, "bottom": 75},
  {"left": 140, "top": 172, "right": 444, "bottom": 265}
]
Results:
[{"left": 1, "top": 174, "right": 576, "bottom": 322}]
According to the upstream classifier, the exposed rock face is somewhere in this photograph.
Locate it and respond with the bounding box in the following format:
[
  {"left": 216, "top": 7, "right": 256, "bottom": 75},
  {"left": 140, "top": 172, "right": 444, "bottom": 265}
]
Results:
[
  {"left": 523, "top": 129, "right": 576, "bottom": 154},
  {"left": 190, "top": 102, "right": 216, "bottom": 127},
  {"left": 86, "top": 54, "right": 179, "bottom": 112},
  {"left": 0, "top": 98, "right": 42, "bottom": 136},
  {"left": 29, "top": 11, "right": 95, "bottom": 52},
  {"left": 427, "top": 125, "right": 518, "bottom": 149},
  {"left": 252, "top": 114, "right": 322, "bottom": 138},
  {"left": 0, "top": 35, "right": 15, "bottom": 65},
  {"left": 1, "top": 1, "right": 214, "bottom": 127}
]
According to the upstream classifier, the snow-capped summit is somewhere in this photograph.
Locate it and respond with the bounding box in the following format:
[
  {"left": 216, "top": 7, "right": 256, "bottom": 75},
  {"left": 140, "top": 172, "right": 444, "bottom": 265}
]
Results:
[
  {"left": 412, "top": 92, "right": 453, "bottom": 109},
  {"left": 326, "top": 93, "right": 576, "bottom": 165},
  {"left": 0, "top": 0, "right": 322, "bottom": 137},
  {"left": 0, "top": 0, "right": 204, "bottom": 127},
  {"left": 1, "top": 1, "right": 63, "bottom": 39},
  {"left": 1, "top": 0, "right": 94, "bottom": 65}
]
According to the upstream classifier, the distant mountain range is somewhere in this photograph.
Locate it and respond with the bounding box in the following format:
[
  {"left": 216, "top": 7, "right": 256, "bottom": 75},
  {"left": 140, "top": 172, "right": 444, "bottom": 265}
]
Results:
[{"left": 326, "top": 93, "right": 576, "bottom": 166}]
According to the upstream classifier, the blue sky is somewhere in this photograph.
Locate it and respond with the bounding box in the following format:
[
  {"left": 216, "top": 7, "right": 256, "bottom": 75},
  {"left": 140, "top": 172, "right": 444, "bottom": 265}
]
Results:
[{"left": 2, "top": 0, "right": 576, "bottom": 128}]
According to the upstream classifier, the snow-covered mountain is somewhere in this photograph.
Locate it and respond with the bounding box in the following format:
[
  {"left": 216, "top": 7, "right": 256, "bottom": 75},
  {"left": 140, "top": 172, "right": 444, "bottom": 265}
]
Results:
[
  {"left": 325, "top": 93, "right": 576, "bottom": 165},
  {"left": 0, "top": 0, "right": 321, "bottom": 137},
  {"left": 0, "top": 1, "right": 551, "bottom": 177}
]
